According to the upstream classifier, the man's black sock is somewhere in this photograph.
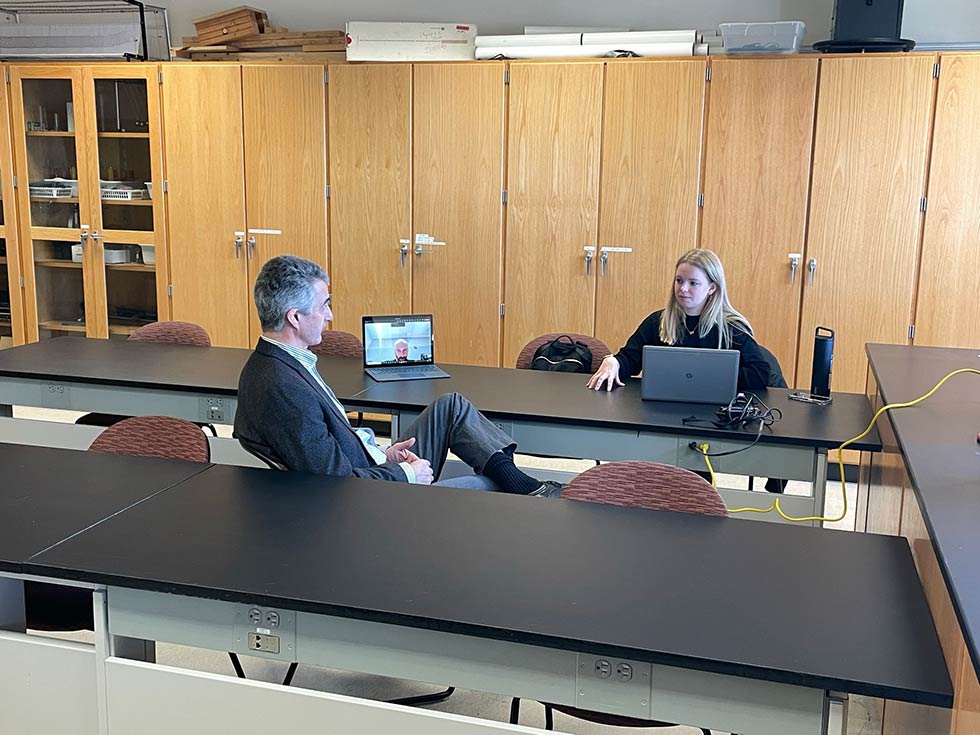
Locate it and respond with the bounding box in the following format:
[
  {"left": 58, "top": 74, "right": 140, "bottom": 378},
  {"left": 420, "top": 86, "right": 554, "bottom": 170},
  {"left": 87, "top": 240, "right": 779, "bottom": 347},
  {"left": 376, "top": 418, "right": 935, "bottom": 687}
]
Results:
[{"left": 481, "top": 451, "right": 540, "bottom": 494}]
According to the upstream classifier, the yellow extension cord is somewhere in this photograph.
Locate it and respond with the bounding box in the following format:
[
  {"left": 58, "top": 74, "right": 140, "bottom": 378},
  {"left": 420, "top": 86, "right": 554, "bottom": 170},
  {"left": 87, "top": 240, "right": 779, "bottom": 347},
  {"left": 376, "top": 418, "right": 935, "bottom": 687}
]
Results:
[{"left": 700, "top": 368, "right": 980, "bottom": 523}]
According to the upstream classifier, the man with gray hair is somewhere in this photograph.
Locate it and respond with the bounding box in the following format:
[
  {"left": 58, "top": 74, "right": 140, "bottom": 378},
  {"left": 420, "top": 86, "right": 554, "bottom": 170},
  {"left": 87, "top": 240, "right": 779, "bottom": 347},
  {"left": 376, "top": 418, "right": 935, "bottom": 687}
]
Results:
[{"left": 234, "top": 255, "right": 563, "bottom": 496}]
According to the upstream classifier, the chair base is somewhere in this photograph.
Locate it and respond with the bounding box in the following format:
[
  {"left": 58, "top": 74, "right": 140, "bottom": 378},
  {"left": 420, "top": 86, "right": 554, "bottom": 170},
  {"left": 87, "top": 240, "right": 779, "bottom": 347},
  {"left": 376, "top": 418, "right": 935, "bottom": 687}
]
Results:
[{"left": 510, "top": 697, "right": 710, "bottom": 734}]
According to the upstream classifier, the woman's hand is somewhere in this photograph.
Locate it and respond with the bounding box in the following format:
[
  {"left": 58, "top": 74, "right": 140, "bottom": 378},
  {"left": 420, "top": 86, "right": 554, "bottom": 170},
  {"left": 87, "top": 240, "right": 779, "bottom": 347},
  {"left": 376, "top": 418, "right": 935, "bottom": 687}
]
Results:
[{"left": 586, "top": 355, "right": 625, "bottom": 392}]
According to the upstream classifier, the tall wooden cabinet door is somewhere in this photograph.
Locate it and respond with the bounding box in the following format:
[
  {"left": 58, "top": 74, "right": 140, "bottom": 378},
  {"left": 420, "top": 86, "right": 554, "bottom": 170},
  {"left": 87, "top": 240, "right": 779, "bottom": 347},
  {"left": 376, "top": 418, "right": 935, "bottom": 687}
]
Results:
[
  {"left": 412, "top": 63, "right": 505, "bottom": 367},
  {"left": 243, "top": 65, "right": 328, "bottom": 343},
  {"left": 0, "top": 66, "right": 26, "bottom": 347},
  {"left": 161, "top": 64, "right": 248, "bottom": 348},
  {"left": 503, "top": 62, "right": 603, "bottom": 366},
  {"left": 800, "top": 56, "right": 934, "bottom": 393},
  {"left": 595, "top": 60, "right": 705, "bottom": 355},
  {"left": 9, "top": 66, "right": 96, "bottom": 342},
  {"left": 701, "top": 58, "right": 818, "bottom": 384},
  {"left": 915, "top": 55, "right": 980, "bottom": 348},
  {"left": 328, "top": 64, "right": 411, "bottom": 335}
]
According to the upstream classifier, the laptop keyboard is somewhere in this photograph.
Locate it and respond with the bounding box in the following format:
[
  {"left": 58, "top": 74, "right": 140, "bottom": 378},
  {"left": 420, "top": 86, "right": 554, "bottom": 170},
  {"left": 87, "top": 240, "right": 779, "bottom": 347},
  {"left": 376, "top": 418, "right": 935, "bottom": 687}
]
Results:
[{"left": 374, "top": 365, "right": 441, "bottom": 376}]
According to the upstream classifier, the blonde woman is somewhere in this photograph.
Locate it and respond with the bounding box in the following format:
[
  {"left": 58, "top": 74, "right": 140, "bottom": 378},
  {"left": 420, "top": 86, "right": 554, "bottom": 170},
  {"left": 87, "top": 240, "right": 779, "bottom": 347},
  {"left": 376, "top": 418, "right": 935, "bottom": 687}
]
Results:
[{"left": 587, "top": 248, "right": 771, "bottom": 392}]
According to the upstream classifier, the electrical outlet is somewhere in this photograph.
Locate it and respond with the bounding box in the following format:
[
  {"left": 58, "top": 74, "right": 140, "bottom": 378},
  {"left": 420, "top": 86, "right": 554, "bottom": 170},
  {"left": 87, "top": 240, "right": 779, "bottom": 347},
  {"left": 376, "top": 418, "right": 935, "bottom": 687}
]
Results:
[
  {"left": 248, "top": 632, "right": 280, "bottom": 654},
  {"left": 199, "top": 396, "right": 227, "bottom": 423},
  {"left": 248, "top": 608, "right": 262, "bottom": 625},
  {"left": 46, "top": 384, "right": 66, "bottom": 394},
  {"left": 265, "top": 610, "right": 280, "bottom": 628},
  {"left": 616, "top": 662, "right": 633, "bottom": 681},
  {"left": 595, "top": 659, "right": 612, "bottom": 678}
]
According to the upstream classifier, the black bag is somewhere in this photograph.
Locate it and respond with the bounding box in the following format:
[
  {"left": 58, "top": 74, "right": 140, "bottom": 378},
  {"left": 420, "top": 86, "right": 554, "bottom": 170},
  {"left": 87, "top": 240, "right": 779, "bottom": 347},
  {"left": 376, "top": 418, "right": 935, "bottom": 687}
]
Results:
[{"left": 531, "top": 335, "right": 593, "bottom": 374}]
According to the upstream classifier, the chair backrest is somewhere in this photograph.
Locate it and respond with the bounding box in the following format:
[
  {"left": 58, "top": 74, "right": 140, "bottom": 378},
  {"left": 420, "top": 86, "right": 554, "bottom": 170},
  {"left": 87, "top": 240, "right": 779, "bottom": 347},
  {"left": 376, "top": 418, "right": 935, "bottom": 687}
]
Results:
[
  {"left": 757, "top": 344, "right": 788, "bottom": 388},
  {"left": 516, "top": 333, "right": 611, "bottom": 373},
  {"left": 563, "top": 461, "right": 728, "bottom": 517},
  {"left": 128, "top": 320, "right": 211, "bottom": 347},
  {"left": 310, "top": 329, "right": 363, "bottom": 359},
  {"left": 89, "top": 416, "right": 210, "bottom": 463}
]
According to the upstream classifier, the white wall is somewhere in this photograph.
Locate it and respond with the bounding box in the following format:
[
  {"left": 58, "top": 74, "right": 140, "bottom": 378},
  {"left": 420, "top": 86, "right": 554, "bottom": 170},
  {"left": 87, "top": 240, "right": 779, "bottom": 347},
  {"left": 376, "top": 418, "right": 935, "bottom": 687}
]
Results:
[
  {"left": 903, "top": 0, "right": 980, "bottom": 43},
  {"left": 159, "top": 0, "right": 834, "bottom": 43}
]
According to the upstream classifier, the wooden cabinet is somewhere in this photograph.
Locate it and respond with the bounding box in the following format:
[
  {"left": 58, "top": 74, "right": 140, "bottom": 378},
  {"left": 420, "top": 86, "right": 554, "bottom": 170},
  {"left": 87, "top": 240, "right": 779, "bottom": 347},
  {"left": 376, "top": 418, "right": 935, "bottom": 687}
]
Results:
[
  {"left": 11, "top": 64, "right": 166, "bottom": 342},
  {"left": 412, "top": 63, "right": 505, "bottom": 366},
  {"left": 503, "top": 62, "right": 603, "bottom": 366},
  {"left": 595, "top": 59, "right": 705, "bottom": 355},
  {"left": 0, "top": 65, "right": 25, "bottom": 348},
  {"left": 914, "top": 54, "right": 980, "bottom": 349},
  {"left": 701, "top": 58, "right": 818, "bottom": 383},
  {"left": 242, "top": 65, "right": 328, "bottom": 343},
  {"left": 162, "top": 64, "right": 247, "bottom": 348},
  {"left": 327, "top": 64, "right": 411, "bottom": 337},
  {"left": 163, "top": 64, "right": 327, "bottom": 348},
  {"left": 800, "top": 56, "right": 935, "bottom": 393}
]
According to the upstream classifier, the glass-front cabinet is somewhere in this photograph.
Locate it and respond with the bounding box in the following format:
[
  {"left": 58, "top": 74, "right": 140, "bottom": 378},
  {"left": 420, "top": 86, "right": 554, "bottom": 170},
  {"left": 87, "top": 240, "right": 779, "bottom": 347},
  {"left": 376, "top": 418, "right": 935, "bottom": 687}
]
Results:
[
  {"left": 0, "top": 65, "right": 24, "bottom": 349},
  {"left": 10, "top": 64, "right": 166, "bottom": 341}
]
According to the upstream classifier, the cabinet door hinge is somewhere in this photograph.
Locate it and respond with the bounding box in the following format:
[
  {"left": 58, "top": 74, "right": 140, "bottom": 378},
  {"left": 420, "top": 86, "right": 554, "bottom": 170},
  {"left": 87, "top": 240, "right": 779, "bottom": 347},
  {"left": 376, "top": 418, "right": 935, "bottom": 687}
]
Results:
[
  {"left": 325, "top": 185, "right": 331, "bottom": 199},
  {"left": 4, "top": 68, "right": 9, "bottom": 85},
  {"left": 162, "top": 180, "right": 168, "bottom": 193},
  {"left": 157, "top": 70, "right": 163, "bottom": 85},
  {"left": 705, "top": 66, "right": 711, "bottom": 82},
  {"left": 499, "top": 304, "right": 505, "bottom": 317},
  {"left": 919, "top": 197, "right": 927, "bottom": 212},
  {"left": 503, "top": 69, "right": 510, "bottom": 85},
  {"left": 11, "top": 175, "right": 16, "bottom": 189},
  {"left": 501, "top": 189, "right": 508, "bottom": 204},
  {"left": 908, "top": 324, "right": 915, "bottom": 340},
  {"left": 324, "top": 69, "right": 329, "bottom": 84},
  {"left": 697, "top": 192, "right": 704, "bottom": 208},
  {"left": 933, "top": 62, "right": 940, "bottom": 79},
  {"left": 19, "top": 275, "right": 25, "bottom": 288},
  {"left": 167, "top": 284, "right": 173, "bottom": 297}
]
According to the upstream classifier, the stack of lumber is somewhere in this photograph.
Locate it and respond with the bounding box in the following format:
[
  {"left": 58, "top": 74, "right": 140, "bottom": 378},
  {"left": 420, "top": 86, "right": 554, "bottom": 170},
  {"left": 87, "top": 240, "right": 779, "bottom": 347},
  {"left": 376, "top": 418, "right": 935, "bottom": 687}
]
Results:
[{"left": 175, "top": 6, "right": 346, "bottom": 61}]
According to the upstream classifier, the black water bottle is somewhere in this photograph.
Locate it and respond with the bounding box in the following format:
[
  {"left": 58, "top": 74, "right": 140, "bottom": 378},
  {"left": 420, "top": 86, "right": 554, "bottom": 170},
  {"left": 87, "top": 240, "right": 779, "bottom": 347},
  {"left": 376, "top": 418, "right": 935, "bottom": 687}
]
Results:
[{"left": 810, "top": 327, "right": 835, "bottom": 399}]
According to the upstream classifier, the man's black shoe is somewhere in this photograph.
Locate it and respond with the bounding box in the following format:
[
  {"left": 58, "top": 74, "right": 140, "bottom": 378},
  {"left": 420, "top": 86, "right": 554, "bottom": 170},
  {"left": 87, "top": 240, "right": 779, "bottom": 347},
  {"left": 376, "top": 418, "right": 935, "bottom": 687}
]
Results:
[{"left": 529, "top": 480, "right": 564, "bottom": 498}]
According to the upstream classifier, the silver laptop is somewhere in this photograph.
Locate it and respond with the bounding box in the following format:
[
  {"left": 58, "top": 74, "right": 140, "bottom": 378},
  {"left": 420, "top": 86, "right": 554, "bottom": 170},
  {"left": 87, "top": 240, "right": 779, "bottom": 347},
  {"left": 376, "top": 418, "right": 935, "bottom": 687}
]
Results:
[
  {"left": 641, "top": 346, "right": 739, "bottom": 404},
  {"left": 362, "top": 314, "right": 450, "bottom": 382}
]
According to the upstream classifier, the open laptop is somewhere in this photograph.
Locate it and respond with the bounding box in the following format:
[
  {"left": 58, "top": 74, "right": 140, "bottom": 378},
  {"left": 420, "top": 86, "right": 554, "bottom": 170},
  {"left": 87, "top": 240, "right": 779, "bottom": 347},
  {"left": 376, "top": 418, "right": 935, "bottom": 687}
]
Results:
[
  {"left": 641, "top": 346, "right": 739, "bottom": 404},
  {"left": 362, "top": 314, "right": 451, "bottom": 382}
]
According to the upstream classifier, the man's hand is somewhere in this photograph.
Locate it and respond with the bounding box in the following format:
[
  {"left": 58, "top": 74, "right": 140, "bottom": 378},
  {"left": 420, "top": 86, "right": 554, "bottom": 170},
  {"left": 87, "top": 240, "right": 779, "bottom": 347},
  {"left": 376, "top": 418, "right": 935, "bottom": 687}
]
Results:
[
  {"left": 409, "top": 457, "right": 434, "bottom": 485},
  {"left": 386, "top": 437, "right": 419, "bottom": 463}
]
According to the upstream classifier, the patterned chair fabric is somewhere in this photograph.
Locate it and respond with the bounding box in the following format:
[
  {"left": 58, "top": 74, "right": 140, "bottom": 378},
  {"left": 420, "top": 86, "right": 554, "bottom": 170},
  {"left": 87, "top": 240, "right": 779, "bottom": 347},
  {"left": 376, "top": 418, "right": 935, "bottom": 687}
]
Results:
[
  {"left": 89, "top": 416, "right": 211, "bottom": 463},
  {"left": 310, "top": 329, "right": 363, "bottom": 359},
  {"left": 515, "top": 333, "right": 611, "bottom": 374},
  {"left": 128, "top": 320, "right": 211, "bottom": 347},
  {"left": 563, "top": 461, "right": 728, "bottom": 517}
]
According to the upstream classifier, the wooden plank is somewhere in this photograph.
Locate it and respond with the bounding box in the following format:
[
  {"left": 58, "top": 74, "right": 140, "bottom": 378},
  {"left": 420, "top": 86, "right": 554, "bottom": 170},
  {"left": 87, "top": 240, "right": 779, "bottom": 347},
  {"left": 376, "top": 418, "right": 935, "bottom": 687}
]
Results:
[
  {"left": 192, "top": 6, "right": 267, "bottom": 25},
  {"left": 302, "top": 43, "right": 346, "bottom": 52},
  {"left": 234, "top": 36, "right": 344, "bottom": 49},
  {"left": 189, "top": 51, "right": 346, "bottom": 62},
  {"left": 197, "top": 21, "right": 262, "bottom": 46},
  {"left": 240, "top": 30, "right": 343, "bottom": 41}
]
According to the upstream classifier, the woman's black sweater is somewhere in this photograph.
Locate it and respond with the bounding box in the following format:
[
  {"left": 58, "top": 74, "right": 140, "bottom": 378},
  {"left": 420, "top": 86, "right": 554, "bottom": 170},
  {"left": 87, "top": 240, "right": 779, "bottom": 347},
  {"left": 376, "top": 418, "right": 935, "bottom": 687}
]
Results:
[{"left": 612, "top": 310, "right": 772, "bottom": 390}]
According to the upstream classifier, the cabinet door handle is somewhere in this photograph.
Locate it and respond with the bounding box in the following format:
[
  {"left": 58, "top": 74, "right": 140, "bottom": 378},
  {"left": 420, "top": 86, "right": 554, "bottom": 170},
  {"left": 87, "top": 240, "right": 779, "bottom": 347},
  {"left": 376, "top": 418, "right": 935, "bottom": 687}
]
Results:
[
  {"left": 808, "top": 258, "right": 817, "bottom": 285},
  {"left": 789, "top": 253, "right": 801, "bottom": 284},
  {"left": 246, "top": 236, "right": 256, "bottom": 259},
  {"left": 584, "top": 248, "right": 594, "bottom": 276},
  {"left": 234, "top": 234, "right": 244, "bottom": 259},
  {"left": 90, "top": 230, "right": 101, "bottom": 241},
  {"left": 600, "top": 250, "right": 609, "bottom": 277},
  {"left": 399, "top": 242, "right": 409, "bottom": 268}
]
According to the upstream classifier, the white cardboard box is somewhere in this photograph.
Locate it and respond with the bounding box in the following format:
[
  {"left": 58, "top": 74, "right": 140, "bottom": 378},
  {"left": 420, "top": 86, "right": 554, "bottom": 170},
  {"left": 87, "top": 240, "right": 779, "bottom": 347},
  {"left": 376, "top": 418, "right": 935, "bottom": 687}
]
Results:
[{"left": 345, "top": 21, "right": 477, "bottom": 61}]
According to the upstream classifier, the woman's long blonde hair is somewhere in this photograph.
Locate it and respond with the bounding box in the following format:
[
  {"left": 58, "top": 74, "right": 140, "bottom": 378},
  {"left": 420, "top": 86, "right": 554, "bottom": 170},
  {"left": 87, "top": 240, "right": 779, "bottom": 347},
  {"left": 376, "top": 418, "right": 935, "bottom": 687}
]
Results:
[{"left": 659, "top": 248, "right": 753, "bottom": 348}]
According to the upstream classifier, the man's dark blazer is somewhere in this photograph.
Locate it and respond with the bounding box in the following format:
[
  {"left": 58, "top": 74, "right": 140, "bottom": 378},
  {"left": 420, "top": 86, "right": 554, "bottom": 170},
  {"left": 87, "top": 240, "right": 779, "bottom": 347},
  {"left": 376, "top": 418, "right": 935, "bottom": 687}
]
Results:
[{"left": 233, "top": 338, "right": 408, "bottom": 480}]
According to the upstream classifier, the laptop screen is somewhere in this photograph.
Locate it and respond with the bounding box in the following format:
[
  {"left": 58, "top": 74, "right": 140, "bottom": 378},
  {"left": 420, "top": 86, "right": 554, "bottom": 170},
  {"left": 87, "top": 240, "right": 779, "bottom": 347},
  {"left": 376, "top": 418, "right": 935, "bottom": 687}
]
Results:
[{"left": 362, "top": 315, "right": 435, "bottom": 367}]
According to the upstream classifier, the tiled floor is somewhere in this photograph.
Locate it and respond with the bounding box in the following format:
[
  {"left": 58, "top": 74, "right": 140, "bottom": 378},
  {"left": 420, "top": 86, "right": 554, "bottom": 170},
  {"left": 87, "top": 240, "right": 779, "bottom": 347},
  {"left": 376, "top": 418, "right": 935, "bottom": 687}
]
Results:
[{"left": 18, "top": 405, "right": 878, "bottom": 733}]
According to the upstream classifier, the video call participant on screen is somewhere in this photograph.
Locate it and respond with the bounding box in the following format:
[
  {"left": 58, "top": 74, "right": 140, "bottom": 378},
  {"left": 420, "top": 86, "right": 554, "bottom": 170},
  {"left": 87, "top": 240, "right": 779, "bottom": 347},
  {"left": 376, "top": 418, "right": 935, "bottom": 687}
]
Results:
[
  {"left": 234, "top": 255, "right": 564, "bottom": 498},
  {"left": 394, "top": 339, "right": 409, "bottom": 362},
  {"left": 587, "top": 248, "right": 771, "bottom": 392}
]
